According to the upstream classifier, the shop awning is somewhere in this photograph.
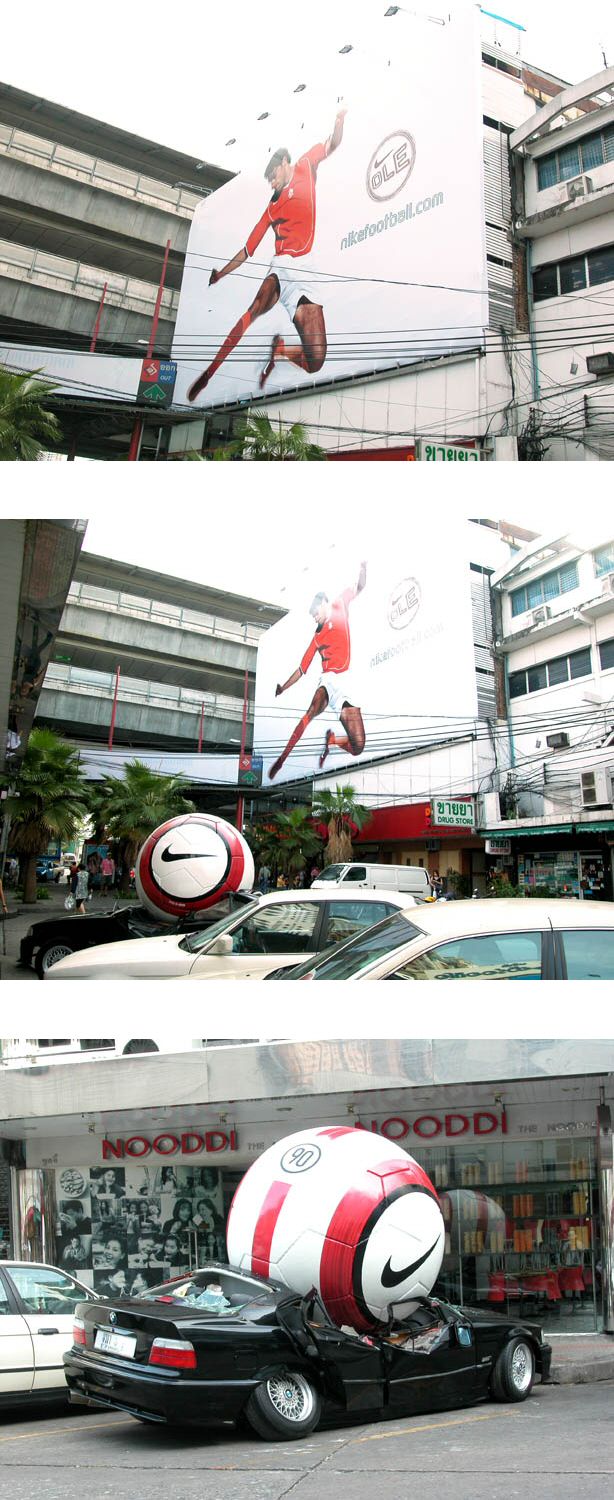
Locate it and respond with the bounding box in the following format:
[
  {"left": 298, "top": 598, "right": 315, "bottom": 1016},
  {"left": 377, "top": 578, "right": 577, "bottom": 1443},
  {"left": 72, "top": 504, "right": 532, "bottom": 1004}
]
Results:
[
  {"left": 575, "top": 821, "right": 614, "bottom": 832},
  {"left": 482, "top": 825, "right": 574, "bottom": 837}
]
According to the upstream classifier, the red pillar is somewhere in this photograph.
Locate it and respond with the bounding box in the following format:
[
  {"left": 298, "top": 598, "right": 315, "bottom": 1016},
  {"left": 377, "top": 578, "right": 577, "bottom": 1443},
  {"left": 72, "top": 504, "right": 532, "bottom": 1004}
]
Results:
[
  {"left": 90, "top": 282, "right": 108, "bottom": 352},
  {"left": 128, "top": 240, "right": 171, "bottom": 462},
  {"left": 108, "top": 666, "right": 121, "bottom": 749}
]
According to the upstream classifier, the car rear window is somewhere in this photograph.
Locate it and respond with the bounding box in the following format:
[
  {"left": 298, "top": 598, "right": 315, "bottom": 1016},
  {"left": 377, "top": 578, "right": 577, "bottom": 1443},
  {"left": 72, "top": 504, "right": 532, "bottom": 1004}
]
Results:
[
  {"left": 560, "top": 929, "right": 614, "bottom": 980},
  {"left": 387, "top": 931, "right": 543, "bottom": 981}
]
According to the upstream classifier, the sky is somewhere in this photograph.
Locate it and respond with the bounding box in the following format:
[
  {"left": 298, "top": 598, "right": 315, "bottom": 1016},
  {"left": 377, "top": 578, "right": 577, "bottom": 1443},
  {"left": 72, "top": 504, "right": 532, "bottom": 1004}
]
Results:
[{"left": 3, "top": 2, "right": 614, "bottom": 179}]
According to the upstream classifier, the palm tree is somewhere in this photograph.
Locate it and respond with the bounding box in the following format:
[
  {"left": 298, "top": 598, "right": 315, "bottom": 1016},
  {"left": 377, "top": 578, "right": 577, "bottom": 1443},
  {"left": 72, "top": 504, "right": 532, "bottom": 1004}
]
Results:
[
  {"left": 93, "top": 761, "right": 195, "bottom": 892},
  {"left": 5, "top": 728, "right": 89, "bottom": 902},
  {"left": 245, "top": 808, "right": 323, "bottom": 883},
  {"left": 213, "top": 411, "right": 327, "bottom": 462},
  {"left": 0, "top": 367, "right": 61, "bottom": 460},
  {"left": 311, "top": 784, "right": 371, "bottom": 866}
]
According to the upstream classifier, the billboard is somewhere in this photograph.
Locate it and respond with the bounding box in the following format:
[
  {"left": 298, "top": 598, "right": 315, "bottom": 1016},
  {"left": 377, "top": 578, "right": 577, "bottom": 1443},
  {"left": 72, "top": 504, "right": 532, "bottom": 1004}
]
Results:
[
  {"left": 253, "top": 514, "right": 478, "bottom": 786},
  {"left": 172, "top": 9, "right": 487, "bottom": 409}
]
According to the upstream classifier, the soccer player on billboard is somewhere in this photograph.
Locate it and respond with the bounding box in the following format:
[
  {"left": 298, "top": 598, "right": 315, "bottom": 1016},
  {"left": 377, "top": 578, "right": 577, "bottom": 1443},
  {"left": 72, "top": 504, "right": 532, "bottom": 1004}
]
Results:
[
  {"left": 268, "top": 562, "right": 367, "bottom": 781},
  {"left": 187, "top": 111, "right": 347, "bottom": 402}
]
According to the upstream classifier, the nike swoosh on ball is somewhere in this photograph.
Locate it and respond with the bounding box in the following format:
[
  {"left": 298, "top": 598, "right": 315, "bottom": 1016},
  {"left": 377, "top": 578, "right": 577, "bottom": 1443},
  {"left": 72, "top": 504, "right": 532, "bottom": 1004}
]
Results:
[
  {"left": 380, "top": 1234, "right": 441, "bottom": 1289},
  {"left": 160, "top": 847, "right": 216, "bottom": 862}
]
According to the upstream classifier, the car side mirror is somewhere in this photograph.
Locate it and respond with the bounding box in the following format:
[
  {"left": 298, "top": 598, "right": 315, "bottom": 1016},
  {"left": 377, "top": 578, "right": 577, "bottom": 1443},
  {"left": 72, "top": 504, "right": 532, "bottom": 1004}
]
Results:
[
  {"left": 455, "top": 1323, "right": 473, "bottom": 1347},
  {"left": 208, "top": 934, "right": 234, "bottom": 957}
]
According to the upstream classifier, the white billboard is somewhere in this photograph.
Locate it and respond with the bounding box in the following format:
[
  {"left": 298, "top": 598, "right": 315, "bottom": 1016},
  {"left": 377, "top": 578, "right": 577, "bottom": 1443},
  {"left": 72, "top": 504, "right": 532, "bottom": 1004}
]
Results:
[
  {"left": 172, "top": 9, "right": 487, "bottom": 409},
  {"left": 254, "top": 514, "right": 478, "bottom": 786}
]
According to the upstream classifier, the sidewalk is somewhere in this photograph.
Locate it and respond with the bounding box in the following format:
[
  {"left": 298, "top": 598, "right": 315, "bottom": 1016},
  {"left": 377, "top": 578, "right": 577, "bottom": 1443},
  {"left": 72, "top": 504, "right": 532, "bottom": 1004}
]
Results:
[{"left": 547, "top": 1331, "right": 614, "bottom": 1384}]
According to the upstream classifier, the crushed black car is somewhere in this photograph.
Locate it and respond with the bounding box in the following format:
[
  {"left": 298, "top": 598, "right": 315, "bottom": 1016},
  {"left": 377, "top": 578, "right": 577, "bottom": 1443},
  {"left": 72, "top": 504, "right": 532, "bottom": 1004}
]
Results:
[{"left": 64, "top": 1263, "right": 552, "bottom": 1442}]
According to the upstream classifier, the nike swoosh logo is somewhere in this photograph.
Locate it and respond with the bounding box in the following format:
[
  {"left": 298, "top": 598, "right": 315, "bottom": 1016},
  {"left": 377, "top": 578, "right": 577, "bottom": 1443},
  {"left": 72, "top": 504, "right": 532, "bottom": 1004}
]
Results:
[
  {"left": 381, "top": 1234, "right": 441, "bottom": 1289},
  {"left": 373, "top": 152, "right": 393, "bottom": 170},
  {"left": 160, "top": 847, "right": 216, "bottom": 862}
]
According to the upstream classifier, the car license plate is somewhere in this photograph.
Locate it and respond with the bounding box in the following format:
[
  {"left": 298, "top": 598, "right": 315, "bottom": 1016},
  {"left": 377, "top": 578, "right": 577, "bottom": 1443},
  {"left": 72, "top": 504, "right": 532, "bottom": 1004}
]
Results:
[{"left": 94, "top": 1327, "right": 137, "bottom": 1358}]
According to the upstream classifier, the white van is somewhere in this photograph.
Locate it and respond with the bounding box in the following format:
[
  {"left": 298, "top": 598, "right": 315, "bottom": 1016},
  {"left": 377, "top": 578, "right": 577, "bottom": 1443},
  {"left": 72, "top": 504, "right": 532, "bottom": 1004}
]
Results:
[{"left": 311, "top": 863, "right": 433, "bottom": 900}]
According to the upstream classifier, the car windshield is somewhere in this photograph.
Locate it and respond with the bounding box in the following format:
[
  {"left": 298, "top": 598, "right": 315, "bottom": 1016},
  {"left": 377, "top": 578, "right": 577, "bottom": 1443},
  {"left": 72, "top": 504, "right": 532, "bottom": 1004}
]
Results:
[
  {"left": 178, "top": 898, "right": 258, "bottom": 954},
  {"left": 272, "top": 910, "right": 426, "bottom": 980},
  {"left": 313, "top": 864, "right": 345, "bottom": 881}
]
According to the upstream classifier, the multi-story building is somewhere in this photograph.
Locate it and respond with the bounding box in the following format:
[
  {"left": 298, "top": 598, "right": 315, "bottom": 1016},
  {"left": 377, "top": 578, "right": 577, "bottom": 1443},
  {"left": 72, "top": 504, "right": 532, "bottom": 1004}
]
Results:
[
  {"left": 509, "top": 64, "right": 614, "bottom": 459},
  {"left": 481, "top": 529, "right": 614, "bottom": 894},
  {"left": 0, "top": 81, "right": 231, "bottom": 457}
]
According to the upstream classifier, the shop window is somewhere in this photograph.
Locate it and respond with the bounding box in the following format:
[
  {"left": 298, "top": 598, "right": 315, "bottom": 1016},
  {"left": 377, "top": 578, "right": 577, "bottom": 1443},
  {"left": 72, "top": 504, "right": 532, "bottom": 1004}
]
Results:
[
  {"left": 598, "top": 637, "right": 614, "bottom": 671},
  {"left": 560, "top": 931, "right": 614, "bottom": 980},
  {"left": 593, "top": 544, "right": 614, "bottom": 578}
]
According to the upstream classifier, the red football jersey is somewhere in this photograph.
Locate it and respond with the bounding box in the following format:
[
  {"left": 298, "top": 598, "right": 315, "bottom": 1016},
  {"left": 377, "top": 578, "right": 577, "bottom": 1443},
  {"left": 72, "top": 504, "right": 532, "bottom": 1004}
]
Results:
[
  {"left": 245, "top": 143, "right": 328, "bottom": 260},
  {"left": 300, "top": 588, "right": 355, "bottom": 676}
]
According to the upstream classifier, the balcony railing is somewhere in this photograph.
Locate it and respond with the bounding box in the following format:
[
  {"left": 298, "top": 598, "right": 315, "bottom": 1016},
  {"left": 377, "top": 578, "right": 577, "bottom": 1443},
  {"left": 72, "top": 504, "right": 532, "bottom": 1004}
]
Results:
[
  {"left": 0, "top": 238, "right": 179, "bottom": 317},
  {"left": 0, "top": 123, "right": 203, "bottom": 217}
]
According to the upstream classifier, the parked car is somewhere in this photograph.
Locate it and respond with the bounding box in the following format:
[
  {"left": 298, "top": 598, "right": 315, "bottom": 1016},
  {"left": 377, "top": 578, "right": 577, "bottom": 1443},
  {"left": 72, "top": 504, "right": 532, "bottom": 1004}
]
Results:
[
  {"left": 20, "top": 893, "right": 256, "bottom": 978},
  {"left": 312, "top": 862, "right": 433, "bottom": 900},
  {"left": 63, "top": 1262, "right": 551, "bottom": 1441},
  {"left": 45, "top": 889, "right": 415, "bottom": 981},
  {"left": 0, "top": 1261, "right": 98, "bottom": 1412},
  {"left": 266, "top": 898, "right": 614, "bottom": 981},
  {"left": 35, "top": 856, "right": 62, "bottom": 883}
]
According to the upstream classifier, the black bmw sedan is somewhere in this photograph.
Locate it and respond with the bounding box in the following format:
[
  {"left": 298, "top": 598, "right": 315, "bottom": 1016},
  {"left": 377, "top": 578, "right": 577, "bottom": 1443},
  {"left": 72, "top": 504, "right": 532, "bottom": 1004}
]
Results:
[
  {"left": 64, "top": 1263, "right": 551, "bottom": 1443},
  {"left": 20, "top": 893, "right": 256, "bottom": 977}
]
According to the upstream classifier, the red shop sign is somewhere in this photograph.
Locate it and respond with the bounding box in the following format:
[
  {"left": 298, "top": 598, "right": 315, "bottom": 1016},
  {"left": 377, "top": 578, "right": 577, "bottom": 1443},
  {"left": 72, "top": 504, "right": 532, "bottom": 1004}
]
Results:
[
  {"left": 102, "top": 1131, "right": 238, "bottom": 1160},
  {"left": 357, "top": 1112, "right": 507, "bottom": 1140}
]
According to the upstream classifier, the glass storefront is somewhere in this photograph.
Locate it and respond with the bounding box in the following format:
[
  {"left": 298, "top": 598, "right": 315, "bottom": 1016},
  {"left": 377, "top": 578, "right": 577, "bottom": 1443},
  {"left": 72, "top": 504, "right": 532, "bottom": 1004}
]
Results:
[
  {"left": 517, "top": 848, "right": 607, "bottom": 899},
  {"left": 419, "top": 1136, "right": 600, "bottom": 1332}
]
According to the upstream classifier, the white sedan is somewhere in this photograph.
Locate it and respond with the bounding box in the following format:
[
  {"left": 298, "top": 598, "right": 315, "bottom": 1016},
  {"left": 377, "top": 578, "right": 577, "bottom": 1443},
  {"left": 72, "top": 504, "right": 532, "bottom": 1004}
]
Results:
[
  {"left": 269, "top": 898, "right": 614, "bottom": 981},
  {"left": 0, "top": 1261, "right": 97, "bottom": 1411},
  {"left": 45, "top": 889, "right": 414, "bottom": 981}
]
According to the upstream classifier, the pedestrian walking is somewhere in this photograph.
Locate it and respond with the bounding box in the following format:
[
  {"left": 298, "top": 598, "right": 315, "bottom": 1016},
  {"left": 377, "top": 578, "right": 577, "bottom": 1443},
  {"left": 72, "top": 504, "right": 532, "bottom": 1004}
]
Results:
[
  {"left": 74, "top": 864, "right": 89, "bottom": 914},
  {"left": 258, "top": 862, "right": 271, "bottom": 894},
  {"left": 101, "top": 853, "right": 115, "bottom": 896}
]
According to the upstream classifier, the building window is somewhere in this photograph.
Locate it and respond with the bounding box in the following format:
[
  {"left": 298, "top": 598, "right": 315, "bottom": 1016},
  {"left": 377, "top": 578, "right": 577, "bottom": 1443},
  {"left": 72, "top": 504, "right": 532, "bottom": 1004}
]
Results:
[
  {"left": 536, "top": 123, "right": 614, "bottom": 189},
  {"left": 599, "top": 637, "right": 614, "bottom": 671},
  {"left": 508, "top": 646, "right": 592, "bottom": 699},
  {"left": 533, "top": 244, "right": 614, "bottom": 303},
  {"left": 594, "top": 544, "right": 614, "bottom": 578},
  {"left": 510, "top": 561, "right": 579, "bottom": 616}
]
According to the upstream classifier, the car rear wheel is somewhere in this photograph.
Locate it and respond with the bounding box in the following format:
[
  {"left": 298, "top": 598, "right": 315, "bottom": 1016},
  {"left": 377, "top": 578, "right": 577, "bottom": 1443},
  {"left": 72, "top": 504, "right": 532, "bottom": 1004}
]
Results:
[
  {"left": 36, "top": 942, "right": 75, "bottom": 978},
  {"left": 245, "top": 1371, "right": 321, "bottom": 1440},
  {"left": 491, "top": 1338, "right": 535, "bottom": 1402}
]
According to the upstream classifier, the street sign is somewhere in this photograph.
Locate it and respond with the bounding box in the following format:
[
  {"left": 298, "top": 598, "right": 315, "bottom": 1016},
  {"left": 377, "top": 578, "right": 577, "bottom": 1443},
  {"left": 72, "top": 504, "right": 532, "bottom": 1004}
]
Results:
[
  {"left": 431, "top": 797, "right": 476, "bottom": 828},
  {"left": 238, "top": 754, "right": 263, "bottom": 788},
  {"left": 137, "top": 359, "right": 177, "bottom": 408},
  {"left": 486, "top": 838, "right": 512, "bottom": 855},
  {"left": 416, "top": 439, "right": 480, "bottom": 461}
]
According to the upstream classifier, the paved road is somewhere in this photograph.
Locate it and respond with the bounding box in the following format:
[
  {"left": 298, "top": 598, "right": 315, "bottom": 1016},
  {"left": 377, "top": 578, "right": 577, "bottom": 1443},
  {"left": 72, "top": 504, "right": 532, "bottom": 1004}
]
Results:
[{"left": 0, "top": 1383, "right": 612, "bottom": 1500}]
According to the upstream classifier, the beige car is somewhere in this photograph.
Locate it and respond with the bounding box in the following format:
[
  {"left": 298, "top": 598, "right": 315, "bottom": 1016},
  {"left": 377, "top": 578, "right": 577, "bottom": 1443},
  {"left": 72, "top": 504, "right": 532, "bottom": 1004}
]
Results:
[
  {"left": 0, "top": 1261, "right": 97, "bottom": 1410},
  {"left": 46, "top": 889, "right": 415, "bottom": 981},
  {"left": 272, "top": 899, "right": 614, "bottom": 981}
]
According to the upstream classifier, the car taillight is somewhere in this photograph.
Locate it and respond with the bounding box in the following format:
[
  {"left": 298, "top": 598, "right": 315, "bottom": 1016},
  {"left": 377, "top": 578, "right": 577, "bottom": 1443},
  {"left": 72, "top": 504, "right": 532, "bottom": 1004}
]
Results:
[
  {"left": 148, "top": 1338, "right": 197, "bottom": 1370},
  {"left": 73, "top": 1318, "right": 86, "bottom": 1346}
]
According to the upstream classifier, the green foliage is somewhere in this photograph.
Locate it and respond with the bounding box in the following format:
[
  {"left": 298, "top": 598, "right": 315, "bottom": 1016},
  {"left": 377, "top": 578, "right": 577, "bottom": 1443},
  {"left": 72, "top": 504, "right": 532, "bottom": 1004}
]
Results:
[
  {"left": 0, "top": 366, "right": 61, "bottom": 460},
  {"left": 6, "top": 728, "right": 89, "bottom": 902},
  {"left": 36, "top": 886, "right": 51, "bottom": 900},
  {"left": 214, "top": 410, "right": 327, "bottom": 462},
  {"left": 245, "top": 808, "right": 322, "bottom": 879},
  {"left": 311, "top": 784, "right": 370, "bottom": 865},
  {"left": 89, "top": 760, "right": 196, "bottom": 890}
]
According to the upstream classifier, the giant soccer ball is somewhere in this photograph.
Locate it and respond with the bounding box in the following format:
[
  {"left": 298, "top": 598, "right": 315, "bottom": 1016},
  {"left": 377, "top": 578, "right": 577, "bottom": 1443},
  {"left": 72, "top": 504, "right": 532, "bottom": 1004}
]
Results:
[
  {"left": 226, "top": 1126, "right": 445, "bottom": 1331},
  {"left": 135, "top": 813, "right": 254, "bottom": 921}
]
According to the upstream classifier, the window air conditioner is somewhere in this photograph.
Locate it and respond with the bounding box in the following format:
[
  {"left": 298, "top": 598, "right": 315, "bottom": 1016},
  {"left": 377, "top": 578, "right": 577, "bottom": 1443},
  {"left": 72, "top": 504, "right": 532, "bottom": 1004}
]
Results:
[
  {"left": 580, "top": 768, "right": 612, "bottom": 809},
  {"left": 601, "top": 574, "right": 614, "bottom": 597},
  {"left": 546, "top": 732, "right": 570, "bottom": 749},
  {"left": 566, "top": 175, "right": 594, "bottom": 202},
  {"left": 531, "top": 605, "right": 552, "bottom": 625}
]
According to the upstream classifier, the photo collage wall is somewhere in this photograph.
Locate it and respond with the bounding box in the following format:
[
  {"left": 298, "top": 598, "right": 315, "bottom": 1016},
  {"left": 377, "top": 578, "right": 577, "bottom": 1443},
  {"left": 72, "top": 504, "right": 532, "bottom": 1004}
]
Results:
[{"left": 53, "top": 1162, "right": 227, "bottom": 1295}]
